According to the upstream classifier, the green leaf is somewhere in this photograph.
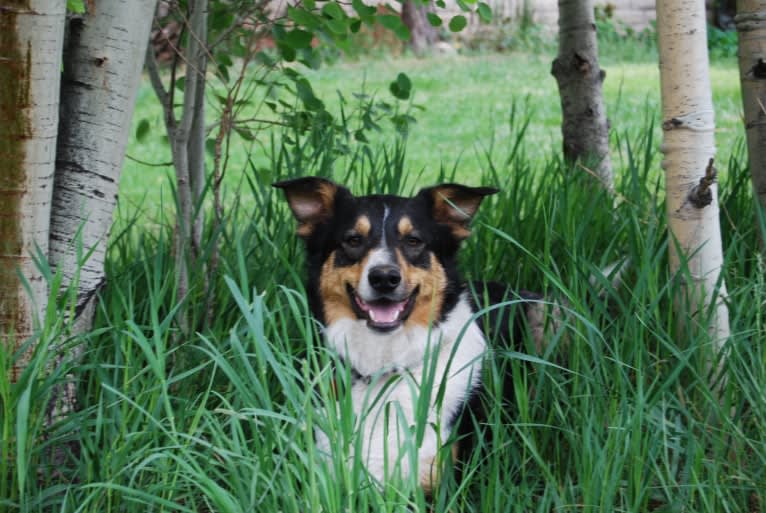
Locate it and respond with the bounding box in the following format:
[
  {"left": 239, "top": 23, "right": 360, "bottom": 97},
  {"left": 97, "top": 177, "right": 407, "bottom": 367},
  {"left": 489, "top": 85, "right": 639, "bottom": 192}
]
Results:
[
  {"left": 302, "top": 0, "right": 315, "bottom": 9},
  {"left": 448, "top": 15, "right": 467, "bottom": 32},
  {"left": 235, "top": 126, "right": 255, "bottom": 141},
  {"left": 136, "top": 119, "right": 150, "bottom": 142},
  {"left": 455, "top": 0, "right": 470, "bottom": 11},
  {"left": 175, "top": 76, "right": 186, "bottom": 91},
  {"left": 287, "top": 7, "right": 321, "bottom": 29},
  {"left": 321, "top": 2, "right": 346, "bottom": 20},
  {"left": 67, "top": 0, "right": 85, "bottom": 13},
  {"left": 426, "top": 12, "right": 442, "bottom": 27},
  {"left": 352, "top": 0, "right": 377, "bottom": 18},
  {"left": 354, "top": 129, "right": 369, "bottom": 143},
  {"left": 217, "top": 52, "right": 233, "bottom": 68},
  {"left": 284, "top": 29, "right": 314, "bottom": 49},
  {"left": 389, "top": 72, "right": 412, "bottom": 100},
  {"left": 218, "top": 63, "right": 230, "bottom": 83},
  {"left": 205, "top": 138, "right": 216, "bottom": 156},
  {"left": 435, "top": 0, "right": 446, "bottom": 6},
  {"left": 278, "top": 44, "right": 296, "bottom": 62},
  {"left": 295, "top": 79, "right": 324, "bottom": 111},
  {"left": 378, "top": 14, "right": 411, "bottom": 41},
  {"left": 477, "top": 2, "right": 492, "bottom": 23},
  {"left": 324, "top": 17, "right": 348, "bottom": 36}
]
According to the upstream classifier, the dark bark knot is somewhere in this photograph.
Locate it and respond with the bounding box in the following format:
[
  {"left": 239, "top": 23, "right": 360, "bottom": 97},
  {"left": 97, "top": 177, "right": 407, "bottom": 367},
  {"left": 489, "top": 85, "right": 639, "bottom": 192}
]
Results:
[
  {"left": 574, "top": 52, "right": 591, "bottom": 73},
  {"left": 688, "top": 158, "right": 717, "bottom": 209},
  {"left": 663, "top": 118, "right": 685, "bottom": 130},
  {"left": 753, "top": 58, "right": 766, "bottom": 79}
]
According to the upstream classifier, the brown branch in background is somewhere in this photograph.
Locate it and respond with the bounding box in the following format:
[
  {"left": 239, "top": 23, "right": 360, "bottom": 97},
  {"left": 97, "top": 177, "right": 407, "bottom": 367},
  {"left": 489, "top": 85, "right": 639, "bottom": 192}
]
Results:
[{"left": 688, "top": 158, "right": 717, "bottom": 209}]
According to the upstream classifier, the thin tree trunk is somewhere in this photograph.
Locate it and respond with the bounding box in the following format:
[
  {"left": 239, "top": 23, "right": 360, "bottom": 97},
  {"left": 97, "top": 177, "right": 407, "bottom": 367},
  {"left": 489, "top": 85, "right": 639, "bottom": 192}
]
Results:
[
  {"left": 401, "top": 0, "right": 438, "bottom": 56},
  {"left": 188, "top": 0, "right": 208, "bottom": 259},
  {"left": 0, "top": 0, "right": 67, "bottom": 382},
  {"left": 147, "top": 0, "right": 208, "bottom": 332},
  {"left": 657, "top": 0, "right": 731, "bottom": 357},
  {"left": 551, "top": 0, "right": 613, "bottom": 189},
  {"left": 47, "top": 0, "right": 157, "bottom": 445},
  {"left": 735, "top": 0, "right": 766, "bottom": 247}
]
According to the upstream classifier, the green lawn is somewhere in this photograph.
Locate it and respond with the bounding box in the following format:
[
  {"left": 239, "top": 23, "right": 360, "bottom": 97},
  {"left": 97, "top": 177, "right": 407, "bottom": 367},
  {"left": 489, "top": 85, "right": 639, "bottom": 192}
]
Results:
[{"left": 120, "top": 52, "right": 743, "bottom": 212}]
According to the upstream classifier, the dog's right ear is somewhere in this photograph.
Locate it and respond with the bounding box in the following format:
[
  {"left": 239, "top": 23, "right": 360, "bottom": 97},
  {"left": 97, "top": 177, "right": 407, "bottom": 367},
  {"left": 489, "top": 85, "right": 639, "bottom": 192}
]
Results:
[{"left": 273, "top": 177, "right": 346, "bottom": 237}]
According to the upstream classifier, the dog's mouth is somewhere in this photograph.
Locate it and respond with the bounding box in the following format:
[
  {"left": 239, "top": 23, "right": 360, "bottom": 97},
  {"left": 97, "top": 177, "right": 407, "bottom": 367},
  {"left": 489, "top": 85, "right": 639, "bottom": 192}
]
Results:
[{"left": 347, "top": 284, "right": 419, "bottom": 332}]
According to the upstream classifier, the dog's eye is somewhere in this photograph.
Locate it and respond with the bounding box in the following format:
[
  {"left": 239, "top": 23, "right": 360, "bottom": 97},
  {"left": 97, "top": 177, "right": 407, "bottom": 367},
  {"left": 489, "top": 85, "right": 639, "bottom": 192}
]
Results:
[
  {"left": 344, "top": 234, "right": 363, "bottom": 248},
  {"left": 404, "top": 235, "right": 423, "bottom": 247}
]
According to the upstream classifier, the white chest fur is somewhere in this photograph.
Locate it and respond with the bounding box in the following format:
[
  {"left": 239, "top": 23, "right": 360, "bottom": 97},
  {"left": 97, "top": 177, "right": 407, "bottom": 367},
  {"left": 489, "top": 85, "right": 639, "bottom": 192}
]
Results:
[{"left": 319, "top": 292, "right": 487, "bottom": 484}]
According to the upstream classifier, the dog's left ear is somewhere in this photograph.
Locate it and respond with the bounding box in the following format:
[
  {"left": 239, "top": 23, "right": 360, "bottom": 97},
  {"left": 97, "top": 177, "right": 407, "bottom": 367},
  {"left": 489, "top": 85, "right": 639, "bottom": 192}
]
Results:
[
  {"left": 273, "top": 176, "right": 348, "bottom": 237},
  {"left": 419, "top": 183, "right": 499, "bottom": 239}
]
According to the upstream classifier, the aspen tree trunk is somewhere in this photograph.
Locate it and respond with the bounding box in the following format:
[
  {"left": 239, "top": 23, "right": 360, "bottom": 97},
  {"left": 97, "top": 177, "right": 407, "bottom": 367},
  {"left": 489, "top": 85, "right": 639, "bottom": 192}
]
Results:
[
  {"left": 735, "top": 0, "right": 766, "bottom": 246},
  {"left": 657, "top": 0, "right": 731, "bottom": 355},
  {"left": 0, "top": 0, "right": 67, "bottom": 382},
  {"left": 401, "top": 0, "right": 438, "bottom": 56},
  {"left": 52, "top": 0, "right": 158, "bottom": 328},
  {"left": 551, "top": 0, "right": 613, "bottom": 189},
  {"left": 47, "top": 0, "right": 157, "bottom": 438}
]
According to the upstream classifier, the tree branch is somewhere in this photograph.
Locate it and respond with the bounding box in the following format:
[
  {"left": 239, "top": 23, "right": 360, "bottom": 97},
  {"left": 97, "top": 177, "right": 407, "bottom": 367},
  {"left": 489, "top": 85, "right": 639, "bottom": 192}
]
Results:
[{"left": 688, "top": 158, "right": 717, "bottom": 209}]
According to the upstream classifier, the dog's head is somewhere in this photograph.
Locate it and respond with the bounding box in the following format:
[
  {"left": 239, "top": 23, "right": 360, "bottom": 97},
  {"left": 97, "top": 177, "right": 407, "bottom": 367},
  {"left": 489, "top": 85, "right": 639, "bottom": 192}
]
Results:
[{"left": 274, "top": 177, "right": 497, "bottom": 333}]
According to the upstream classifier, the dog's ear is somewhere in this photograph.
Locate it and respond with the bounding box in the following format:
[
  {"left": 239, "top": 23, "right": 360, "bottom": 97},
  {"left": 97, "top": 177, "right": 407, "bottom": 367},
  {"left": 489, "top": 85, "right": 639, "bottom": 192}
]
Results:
[
  {"left": 273, "top": 177, "right": 347, "bottom": 237},
  {"left": 419, "top": 183, "right": 499, "bottom": 239}
]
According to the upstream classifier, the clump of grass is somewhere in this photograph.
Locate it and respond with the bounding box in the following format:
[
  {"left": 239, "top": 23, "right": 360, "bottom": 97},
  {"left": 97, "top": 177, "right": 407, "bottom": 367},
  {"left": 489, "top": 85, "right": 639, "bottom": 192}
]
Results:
[{"left": 3, "top": 99, "right": 765, "bottom": 513}]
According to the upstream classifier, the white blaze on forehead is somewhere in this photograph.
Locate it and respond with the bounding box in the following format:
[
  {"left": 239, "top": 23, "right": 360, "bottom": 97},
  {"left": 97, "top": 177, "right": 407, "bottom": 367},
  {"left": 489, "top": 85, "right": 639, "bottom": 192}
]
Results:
[
  {"left": 357, "top": 204, "right": 396, "bottom": 301},
  {"left": 381, "top": 205, "right": 390, "bottom": 246}
]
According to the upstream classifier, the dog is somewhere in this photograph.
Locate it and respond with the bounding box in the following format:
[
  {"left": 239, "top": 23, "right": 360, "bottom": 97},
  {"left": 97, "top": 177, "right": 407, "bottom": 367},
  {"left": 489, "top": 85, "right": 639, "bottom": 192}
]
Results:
[{"left": 274, "top": 176, "right": 556, "bottom": 491}]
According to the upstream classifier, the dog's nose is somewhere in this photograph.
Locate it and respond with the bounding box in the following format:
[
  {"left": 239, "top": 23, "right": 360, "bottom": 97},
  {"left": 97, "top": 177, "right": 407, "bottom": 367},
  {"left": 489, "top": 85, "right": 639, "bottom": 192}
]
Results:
[{"left": 368, "top": 265, "right": 402, "bottom": 293}]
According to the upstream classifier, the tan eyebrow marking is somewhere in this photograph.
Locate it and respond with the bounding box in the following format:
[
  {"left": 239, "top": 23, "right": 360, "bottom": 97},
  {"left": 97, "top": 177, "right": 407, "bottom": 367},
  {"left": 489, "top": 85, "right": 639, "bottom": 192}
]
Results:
[
  {"left": 397, "top": 216, "right": 413, "bottom": 236},
  {"left": 354, "top": 215, "right": 371, "bottom": 237}
]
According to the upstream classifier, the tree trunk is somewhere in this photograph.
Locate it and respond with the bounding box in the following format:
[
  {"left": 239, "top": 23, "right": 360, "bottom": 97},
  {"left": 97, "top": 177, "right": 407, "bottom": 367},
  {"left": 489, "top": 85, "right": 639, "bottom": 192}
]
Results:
[
  {"left": 146, "top": 0, "right": 208, "bottom": 332},
  {"left": 401, "top": 0, "right": 438, "bottom": 56},
  {"left": 0, "top": 0, "right": 67, "bottom": 382},
  {"left": 551, "top": 0, "right": 613, "bottom": 189},
  {"left": 47, "top": 0, "right": 157, "bottom": 438},
  {"left": 735, "top": 0, "right": 766, "bottom": 247},
  {"left": 52, "top": 0, "right": 158, "bottom": 326},
  {"left": 657, "top": 0, "right": 731, "bottom": 356},
  {"left": 188, "top": 4, "right": 208, "bottom": 258}
]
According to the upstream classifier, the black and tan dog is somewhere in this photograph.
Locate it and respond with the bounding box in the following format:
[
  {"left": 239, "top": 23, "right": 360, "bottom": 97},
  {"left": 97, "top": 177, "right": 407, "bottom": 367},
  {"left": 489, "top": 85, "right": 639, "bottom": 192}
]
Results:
[{"left": 274, "top": 176, "right": 551, "bottom": 490}]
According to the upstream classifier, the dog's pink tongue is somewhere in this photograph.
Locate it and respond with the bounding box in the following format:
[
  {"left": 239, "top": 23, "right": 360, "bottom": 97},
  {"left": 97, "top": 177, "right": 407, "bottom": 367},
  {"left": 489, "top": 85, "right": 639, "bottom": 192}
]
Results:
[{"left": 368, "top": 301, "right": 405, "bottom": 324}]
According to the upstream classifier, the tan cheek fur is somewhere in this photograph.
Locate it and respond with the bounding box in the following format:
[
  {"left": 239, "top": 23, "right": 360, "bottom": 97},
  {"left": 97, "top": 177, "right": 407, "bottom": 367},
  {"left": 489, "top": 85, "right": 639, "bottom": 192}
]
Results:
[
  {"left": 398, "top": 250, "right": 447, "bottom": 327},
  {"left": 319, "top": 251, "right": 367, "bottom": 325}
]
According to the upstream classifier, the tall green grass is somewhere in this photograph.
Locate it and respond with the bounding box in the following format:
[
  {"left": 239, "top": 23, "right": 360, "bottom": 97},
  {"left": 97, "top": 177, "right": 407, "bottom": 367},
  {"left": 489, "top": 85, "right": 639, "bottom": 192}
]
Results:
[{"left": 2, "top": 101, "right": 765, "bottom": 513}]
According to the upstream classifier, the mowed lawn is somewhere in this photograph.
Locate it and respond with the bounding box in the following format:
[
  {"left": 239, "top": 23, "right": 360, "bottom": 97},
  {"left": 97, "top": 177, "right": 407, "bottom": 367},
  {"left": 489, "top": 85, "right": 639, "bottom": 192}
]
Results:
[{"left": 119, "top": 51, "right": 742, "bottom": 212}]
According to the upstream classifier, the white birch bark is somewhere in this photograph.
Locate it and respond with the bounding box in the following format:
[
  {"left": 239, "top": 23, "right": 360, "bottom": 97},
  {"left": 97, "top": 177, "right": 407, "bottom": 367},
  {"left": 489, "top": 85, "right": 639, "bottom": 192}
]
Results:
[
  {"left": 657, "top": 0, "right": 731, "bottom": 353},
  {"left": 0, "top": 0, "right": 66, "bottom": 382},
  {"left": 735, "top": 0, "right": 766, "bottom": 244},
  {"left": 51, "top": 0, "right": 158, "bottom": 322},
  {"left": 45, "top": 0, "right": 157, "bottom": 435},
  {"left": 551, "top": 0, "right": 613, "bottom": 189}
]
